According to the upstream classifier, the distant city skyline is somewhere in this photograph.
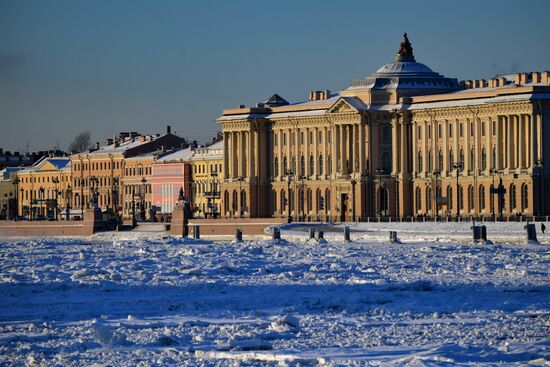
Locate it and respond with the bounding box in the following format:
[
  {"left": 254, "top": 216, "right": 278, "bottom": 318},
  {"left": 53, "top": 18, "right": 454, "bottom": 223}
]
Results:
[{"left": 1, "top": 0, "right": 549, "bottom": 152}]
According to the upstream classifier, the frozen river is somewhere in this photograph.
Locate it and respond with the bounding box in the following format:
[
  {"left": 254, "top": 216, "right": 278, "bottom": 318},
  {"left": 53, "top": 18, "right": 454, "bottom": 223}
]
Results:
[{"left": 0, "top": 222, "right": 549, "bottom": 366}]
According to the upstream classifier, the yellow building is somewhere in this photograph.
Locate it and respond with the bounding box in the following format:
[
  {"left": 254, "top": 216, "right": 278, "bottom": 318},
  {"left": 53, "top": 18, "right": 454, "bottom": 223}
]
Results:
[
  {"left": 16, "top": 156, "right": 72, "bottom": 220},
  {"left": 217, "top": 34, "right": 550, "bottom": 221},
  {"left": 190, "top": 140, "right": 223, "bottom": 218},
  {"left": 0, "top": 168, "right": 24, "bottom": 220},
  {"left": 121, "top": 154, "right": 155, "bottom": 221}
]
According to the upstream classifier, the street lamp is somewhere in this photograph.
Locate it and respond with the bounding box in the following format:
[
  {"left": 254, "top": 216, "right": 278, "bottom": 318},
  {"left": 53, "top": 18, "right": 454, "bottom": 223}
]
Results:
[
  {"left": 298, "top": 175, "right": 306, "bottom": 221},
  {"left": 39, "top": 186, "right": 45, "bottom": 219},
  {"left": 66, "top": 184, "right": 72, "bottom": 220},
  {"left": 210, "top": 169, "right": 219, "bottom": 219},
  {"left": 432, "top": 169, "right": 440, "bottom": 218},
  {"left": 284, "top": 169, "right": 293, "bottom": 222},
  {"left": 12, "top": 177, "right": 19, "bottom": 220},
  {"left": 453, "top": 161, "right": 463, "bottom": 219},
  {"left": 489, "top": 168, "right": 498, "bottom": 219},
  {"left": 52, "top": 177, "right": 59, "bottom": 221},
  {"left": 141, "top": 177, "right": 147, "bottom": 221},
  {"left": 19, "top": 188, "right": 24, "bottom": 219}
]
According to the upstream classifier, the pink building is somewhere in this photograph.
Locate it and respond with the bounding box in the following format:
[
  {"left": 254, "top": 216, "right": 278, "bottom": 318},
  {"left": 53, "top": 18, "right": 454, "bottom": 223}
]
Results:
[{"left": 149, "top": 148, "right": 193, "bottom": 218}]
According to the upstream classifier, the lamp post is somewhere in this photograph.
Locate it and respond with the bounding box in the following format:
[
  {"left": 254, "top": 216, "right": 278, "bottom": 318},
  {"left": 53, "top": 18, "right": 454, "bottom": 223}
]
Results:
[
  {"left": 489, "top": 168, "right": 498, "bottom": 219},
  {"left": 298, "top": 175, "right": 306, "bottom": 222},
  {"left": 285, "top": 169, "right": 293, "bottom": 222},
  {"left": 66, "top": 184, "right": 72, "bottom": 220},
  {"left": 453, "top": 161, "right": 463, "bottom": 220},
  {"left": 19, "top": 188, "right": 24, "bottom": 219},
  {"left": 141, "top": 177, "right": 147, "bottom": 221},
  {"left": 210, "top": 169, "right": 219, "bottom": 219},
  {"left": 432, "top": 169, "right": 440, "bottom": 218},
  {"left": 39, "top": 186, "right": 45, "bottom": 218},
  {"left": 52, "top": 177, "right": 59, "bottom": 220},
  {"left": 131, "top": 186, "right": 136, "bottom": 226},
  {"left": 236, "top": 176, "right": 244, "bottom": 218},
  {"left": 12, "top": 177, "right": 19, "bottom": 220},
  {"left": 375, "top": 167, "right": 384, "bottom": 218}
]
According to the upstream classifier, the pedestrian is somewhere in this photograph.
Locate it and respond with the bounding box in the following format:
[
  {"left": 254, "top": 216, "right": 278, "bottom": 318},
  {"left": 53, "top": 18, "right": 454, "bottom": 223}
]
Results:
[{"left": 542, "top": 223, "right": 546, "bottom": 234}]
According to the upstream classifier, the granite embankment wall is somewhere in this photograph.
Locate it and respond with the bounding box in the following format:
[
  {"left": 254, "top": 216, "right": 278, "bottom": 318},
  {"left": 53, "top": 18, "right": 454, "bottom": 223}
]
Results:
[{"left": 0, "top": 210, "right": 104, "bottom": 237}]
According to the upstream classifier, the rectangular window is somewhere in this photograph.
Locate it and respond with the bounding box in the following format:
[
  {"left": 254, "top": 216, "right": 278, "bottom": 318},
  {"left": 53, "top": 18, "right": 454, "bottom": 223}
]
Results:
[
  {"left": 459, "top": 123, "right": 463, "bottom": 138},
  {"left": 438, "top": 124, "right": 442, "bottom": 139},
  {"left": 481, "top": 122, "right": 486, "bottom": 136},
  {"left": 449, "top": 123, "right": 453, "bottom": 138},
  {"left": 470, "top": 122, "right": 474, "bottom": 137},
  {"left": 382, "top": 126, "right": 391, "bottom": 144},
  {"left": 274, "top": 133, "right": 277, "bottom": 147},
  {"left": 318, "top": 131, "right": 322, "bottom": 143},
  {"left": 283, "top": 133, "right": 287, "bottom": 146},
  {"left": 418, "top": 126, "right": 422, "bottom": 140},
  {"left": 492, "top": 121, "right": 496, "bottom": 136},
  {"left": 428, "top": 126, "right": 432, "bottom": 139}
]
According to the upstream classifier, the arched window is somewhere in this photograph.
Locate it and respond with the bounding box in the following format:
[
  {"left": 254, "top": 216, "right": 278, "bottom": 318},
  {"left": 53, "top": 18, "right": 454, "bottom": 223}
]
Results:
[
  {"left": 521, "top": 184, "right": 528, "bottom": 211},
  {"left": 300, "top": 155, "right": 305, "bottom": 177},
  {"left": 492, "top": 148, "right": 497, "bottom": 169},
  {"left": 292, "top": 157, "right": 296, "bottom": 174},
  {"left": 426, "top": 187, "right": 432, "bottom": 211},
  {"left": 319, "top": 155, "right": 324, "bottom": 175},
  {"left": 510, "top": 184, "right": 517, "bottom": 211},
  {"left": 224, "top": 191, "right": 229, "bottom": 214},
  {"left": 281, "top": 189, "right": 286, "bottom": 212},
  {"left": 468, "top": 185, "right": 474, "bottom": 212},
  {"left": 272, "top": 190, "right": 277, "bottom": 213},
  {"left": 232, "top": 190, "right": 238, "bottom": 212},
  {"left": 309, "top": 155, "right": 314, "bottom": 176},
  {"left": 415, "top": 186, "right": 422, "bottom": 211},
  {"left": 307, "top": 189, "right": 312, "bottom": 212},
  {"left": 325, "top": 188, "right": 331, "bottom": 213},
  {"left": 438, "top": 150, "right": 443, "bottom": 171},
  {"left": 481, "top": 148, "right": 487, "bottom": 171},
  {"left": 418, "top": 151, "right": 423, "bottom": 172},
  {"left": 479, "top": 185, "right": 486, "bottom": 211},
  {"left": 449, "top": 149, "right": 454, "bottom": 168},
  {"left": 274, "top": 157, "right": 279, "bottom": 177},
  {"left": 381, "top": 151, "right": 391, "bottom": 173},
  {"left": 447, "top": 186, "right": 453, "bottom": 210},
  {"left": 241, "top": 190, "right": 247, "bottom": 212},
  {"left": 283, "top": 157, "right": 288, "bottom": 175},
  {"left": 428, "top": 150, "right": 433, "bottom": 172},
  {"left": 459, "top": 149, "right": 465, "bottom": 166},
  {"left": 327, "top": 155, "right": 332, "bottom": 175}
]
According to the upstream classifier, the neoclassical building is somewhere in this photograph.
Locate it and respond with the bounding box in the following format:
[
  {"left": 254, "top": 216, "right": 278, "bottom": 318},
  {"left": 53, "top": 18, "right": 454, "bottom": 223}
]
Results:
[{"left": 217, "top": 34, "right": 549, "bottom": 221}]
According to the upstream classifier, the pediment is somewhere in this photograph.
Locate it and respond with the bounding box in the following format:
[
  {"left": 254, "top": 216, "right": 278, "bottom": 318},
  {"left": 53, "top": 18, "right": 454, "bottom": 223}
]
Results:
[
  {"left": 35, "top": 161, "right": 57, "bottom": 172},
  {"left": 327, "top": 97, "right": 366, "bottom": 114}
]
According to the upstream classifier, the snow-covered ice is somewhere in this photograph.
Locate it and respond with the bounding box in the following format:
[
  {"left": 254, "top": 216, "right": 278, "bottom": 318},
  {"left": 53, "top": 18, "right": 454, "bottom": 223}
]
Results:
[{"left": 0, "top": 221, "right": 549, "bottom": 366}]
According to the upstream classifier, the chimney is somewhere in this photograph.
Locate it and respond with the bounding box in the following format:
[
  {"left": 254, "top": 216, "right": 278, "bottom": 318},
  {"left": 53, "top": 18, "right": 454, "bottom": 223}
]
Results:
[
  {"left": 239, "top": 104, "right": 245, "bottom": 108},
  {"left": 520, "top": 73, "right": 529, "bottom": 84},
  {"left": 140, "top": 135, "right": 146, "bottom": 142},
  {"left": 107, "top": 138, "right": 113, "bottom": 145},
  {"left": 167, "top": 125, "right": 171, "bottom": 134},
  {"left": 95, "top": 142, "right": 100, "bottom": 149},
  {"left": 532, "top": 72, "right": 541, "bottom": 84},
  {"left": 542, "top": 71, "right": 550, "bottom": 84},
  {"left": 499, "top": 77, "right": 507, "bottom": 87},
  {"left": 514, "top": 73, "right": 521, "bottom": 85}
]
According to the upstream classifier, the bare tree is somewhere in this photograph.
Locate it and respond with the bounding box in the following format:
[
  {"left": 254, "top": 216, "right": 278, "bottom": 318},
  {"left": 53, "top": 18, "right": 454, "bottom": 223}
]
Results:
[{"left": 68, "top": 131, "right": 91, "bottom": 153}]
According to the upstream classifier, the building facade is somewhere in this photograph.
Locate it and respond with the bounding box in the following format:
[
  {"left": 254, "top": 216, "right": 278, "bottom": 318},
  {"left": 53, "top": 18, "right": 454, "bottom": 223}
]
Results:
[
  {"left": 150, "top": 147, "right": 193, "bottom": 219},
  {"left": 16, "top": 157, "right": 71, "bottom": 219},
  {"left": 217, "top": 35, "right": 550, "bottom": 221},
  {"left": 69, "top": 127, "right": 187, "bottom": 219},
  {"left": 190, "top": 140, "right": 223, "bottom": 218}
]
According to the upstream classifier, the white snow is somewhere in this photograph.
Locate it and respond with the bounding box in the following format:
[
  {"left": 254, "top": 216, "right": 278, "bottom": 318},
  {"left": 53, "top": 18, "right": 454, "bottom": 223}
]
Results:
[{"left": 0, "top": 221, "right": 549, "bottom": 366}]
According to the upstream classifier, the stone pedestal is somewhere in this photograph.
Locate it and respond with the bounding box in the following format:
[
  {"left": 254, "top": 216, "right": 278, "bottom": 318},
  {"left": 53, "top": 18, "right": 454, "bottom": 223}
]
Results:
[{"left": 170, "top": 201, "right": 192, "bottom": 237}]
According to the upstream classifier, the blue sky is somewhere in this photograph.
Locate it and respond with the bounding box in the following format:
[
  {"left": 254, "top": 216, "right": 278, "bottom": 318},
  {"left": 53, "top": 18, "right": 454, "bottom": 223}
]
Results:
[{"left": 1, "top": 0, "right": 549, "bottom": 152}]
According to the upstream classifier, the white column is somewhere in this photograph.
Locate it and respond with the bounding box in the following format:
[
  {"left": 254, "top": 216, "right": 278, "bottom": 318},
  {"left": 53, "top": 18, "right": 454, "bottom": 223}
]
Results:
[
  {"left": 442, "top": 120, "right": 448, "bottom": 174},
  {"left": 313, "top": 128, "right": 318, "bottom": 176},
  {"left": 412, "top": 121, "right": 417, "bottom": 173},
  {"left": 323, "top": 127, "right": 328, "bottom": 177},
  {"left": 305, "top": 128, "right": 310, "bottom": 177},
  {"left": 486, "top": 118, "right": 492, "bottom": 170},
  {"left": 536, "top": 111, "right": 542, "bottom": 163},
  {"left": 423, "top": 121, "right": 429, "bottom": 174}
]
